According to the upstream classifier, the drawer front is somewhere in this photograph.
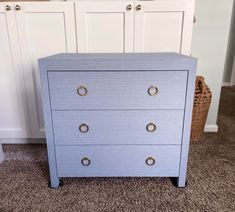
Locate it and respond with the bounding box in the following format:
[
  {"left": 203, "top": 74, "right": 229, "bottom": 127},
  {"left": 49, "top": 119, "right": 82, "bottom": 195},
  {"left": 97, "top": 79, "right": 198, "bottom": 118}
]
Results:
[
  {"left": 56, "top": 145, "right": 181, "bottom": 177},
  {"left": 52, "top": 110, "right": 184, "bottom": 145},
  {"left": 48, "top": 71, "right": 187, "bottom": 110}
]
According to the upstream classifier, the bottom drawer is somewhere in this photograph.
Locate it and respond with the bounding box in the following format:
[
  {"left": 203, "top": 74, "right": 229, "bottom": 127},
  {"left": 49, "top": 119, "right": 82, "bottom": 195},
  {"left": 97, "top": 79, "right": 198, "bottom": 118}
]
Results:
[{"left": 56, "top": 145, "right": 181, "bottom": 177}]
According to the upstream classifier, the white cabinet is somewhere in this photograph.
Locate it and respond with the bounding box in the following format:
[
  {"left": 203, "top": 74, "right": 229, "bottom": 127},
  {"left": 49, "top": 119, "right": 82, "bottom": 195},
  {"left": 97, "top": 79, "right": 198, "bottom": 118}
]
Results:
[
  {"left": 134, "top": 0, "right": 194, "bottom": 55},
  {"left": 76, "top": 0, "right": 195, "bottom": 55},
  {"left": 0, "top": 3, "right": 30, "bottom": 138},
  {"left": 15, "top": 2, "right": 77, "bottom": 137},
  {"left": 0, "top": 0, "right": 195, "bottom": 140},
  {"left": 76, "top": 1, "right": 134, "bottom": 53},
  {"left": 0, "top": 2, "right": 76, "bottom": 139}
]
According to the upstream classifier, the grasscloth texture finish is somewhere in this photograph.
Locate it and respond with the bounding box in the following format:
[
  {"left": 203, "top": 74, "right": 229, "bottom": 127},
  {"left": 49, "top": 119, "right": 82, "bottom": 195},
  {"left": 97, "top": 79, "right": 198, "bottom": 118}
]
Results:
[
  {"left": 0, "top": 87, "right": 235, "bottom": 212},
  {"left": 39, "top": 53, "right": 196, "bottom": 187}
]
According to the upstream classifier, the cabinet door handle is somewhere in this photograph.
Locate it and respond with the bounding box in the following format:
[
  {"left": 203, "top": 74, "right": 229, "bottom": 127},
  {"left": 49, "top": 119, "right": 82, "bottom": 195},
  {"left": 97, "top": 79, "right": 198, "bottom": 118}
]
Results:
[
  {"left": 5, "top": 5, "right": 12, "bottom": 11},
  {"left": 126, "top": 4, "right": 132, "bottom": 11},
  {"left": 136, "top": 4, "right": 142, "bottom": 11},
  {"left": 15, "top": 5, "right": 21, "bottom": 11}
]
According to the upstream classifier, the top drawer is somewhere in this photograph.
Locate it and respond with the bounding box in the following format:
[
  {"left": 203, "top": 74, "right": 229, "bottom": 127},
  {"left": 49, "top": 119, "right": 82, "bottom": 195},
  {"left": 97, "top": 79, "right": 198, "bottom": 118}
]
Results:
[{"left": 48, "top": 71, "right": 187, "bottom": 110}]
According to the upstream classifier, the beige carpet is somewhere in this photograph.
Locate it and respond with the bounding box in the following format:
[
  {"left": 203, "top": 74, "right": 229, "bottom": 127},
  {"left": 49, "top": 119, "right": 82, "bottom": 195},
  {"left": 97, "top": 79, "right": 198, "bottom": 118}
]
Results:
[{"left": 0, "top": 87, "right": 235, "bottom": 212}]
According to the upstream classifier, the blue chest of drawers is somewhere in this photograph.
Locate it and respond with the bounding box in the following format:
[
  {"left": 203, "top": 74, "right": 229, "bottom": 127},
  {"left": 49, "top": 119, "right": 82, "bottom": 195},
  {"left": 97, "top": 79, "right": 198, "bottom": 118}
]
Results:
[{"left": 39, "top": 53, "right": 197, "bottom": 188}]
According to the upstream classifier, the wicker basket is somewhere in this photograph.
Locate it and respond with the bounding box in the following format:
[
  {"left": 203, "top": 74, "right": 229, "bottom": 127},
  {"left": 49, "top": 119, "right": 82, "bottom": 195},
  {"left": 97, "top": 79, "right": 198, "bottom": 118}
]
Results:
[{"left": 191, "top": 76, "right": 212, "bottom": 141}]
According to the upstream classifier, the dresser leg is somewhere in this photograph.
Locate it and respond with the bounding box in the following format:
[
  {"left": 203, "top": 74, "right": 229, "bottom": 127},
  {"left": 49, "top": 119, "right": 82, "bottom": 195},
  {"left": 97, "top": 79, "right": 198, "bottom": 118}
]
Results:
[
  {"left": 177, "top": 174, "right": 188, "bottom": 188},
  {"left": 170, "top": 177, "right": 187, "bottom": 188},
  {"left": 48, "top": 178, "right": 63, "bottom": 189}
]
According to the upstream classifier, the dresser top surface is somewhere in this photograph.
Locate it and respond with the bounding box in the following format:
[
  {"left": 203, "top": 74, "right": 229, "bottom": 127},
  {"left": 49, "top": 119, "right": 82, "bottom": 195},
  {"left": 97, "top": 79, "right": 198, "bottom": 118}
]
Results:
[
  {"left": 40, "top": 53, "right": 195, "bottom": 62},
  {"left": 39, "top": 53, "right": 197, "bottom": 71}
]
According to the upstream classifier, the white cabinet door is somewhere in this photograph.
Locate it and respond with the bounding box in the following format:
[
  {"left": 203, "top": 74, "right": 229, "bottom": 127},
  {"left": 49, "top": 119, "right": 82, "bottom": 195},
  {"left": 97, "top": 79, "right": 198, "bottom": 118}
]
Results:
[
  {"left": 15, "top": 2, "right": 77, "bottom": 138},
  {"left": 0, "top": 3, "right": 31, "bottom": 138},
  {"left": 134, "top": 0, "right": 195, "bottom": 55},
  {"left": 76, "top": 1, "right": 134, "bottom": 53}
]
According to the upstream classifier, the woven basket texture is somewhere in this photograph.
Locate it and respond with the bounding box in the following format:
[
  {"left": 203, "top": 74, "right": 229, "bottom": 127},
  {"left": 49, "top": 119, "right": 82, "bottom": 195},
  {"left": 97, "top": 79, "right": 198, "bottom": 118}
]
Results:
[{"left": 191, "top": 76, "right": 212, "bottom": 141}]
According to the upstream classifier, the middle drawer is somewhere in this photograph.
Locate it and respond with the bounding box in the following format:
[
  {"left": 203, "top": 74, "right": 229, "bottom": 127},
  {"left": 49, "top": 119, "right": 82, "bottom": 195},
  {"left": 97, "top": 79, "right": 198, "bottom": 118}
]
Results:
[{"left": 52, "top": 110, "right": 184, "bottom": 145}]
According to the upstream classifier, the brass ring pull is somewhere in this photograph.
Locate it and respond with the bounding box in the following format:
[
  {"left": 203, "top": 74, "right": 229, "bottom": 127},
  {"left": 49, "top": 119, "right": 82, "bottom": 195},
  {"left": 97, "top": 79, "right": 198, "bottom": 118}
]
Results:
[
  {"left": 81, "top": 157, "right": 91, "bottom": 166},
  {"left": 148, "top": 85, "right": 159, "bottom": 96},
  {"left": 77, "top": 85, "right": 88, "bottom": 96},
  {"left": 146, "top": 123, "right": 156, "bottom": 133},
  {"left": 126, "top": 4, "right": 132, "bottom": 11},
  {"left": 79, "top": 123, "right": 89, "bottom": 133},
  {"left": 145, "top": 157, "right": 155, "bottom": 166}
]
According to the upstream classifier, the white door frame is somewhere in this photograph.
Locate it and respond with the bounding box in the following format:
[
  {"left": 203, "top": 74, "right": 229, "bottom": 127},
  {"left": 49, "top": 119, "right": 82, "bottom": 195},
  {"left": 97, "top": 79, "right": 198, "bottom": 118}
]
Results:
[
  {"left": 0, "top": 144, "right": 3, "bottom": 163},
  {"left": 231, "top": 55, "right": 235, "bottom": 86}
]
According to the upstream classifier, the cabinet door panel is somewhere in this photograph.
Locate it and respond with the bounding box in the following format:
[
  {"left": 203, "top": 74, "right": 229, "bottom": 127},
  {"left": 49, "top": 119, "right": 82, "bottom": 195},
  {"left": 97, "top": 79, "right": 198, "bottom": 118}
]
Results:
[
  {"left": 15, "top": 2, "right": 77, "bottom": 137},
  {"left": 134, "top": 0, "right": 195, "bottom": 55},
  {"left": 0, "top": 4, "right": 30, "bottom": 138},
  {"left": 76, "top": 2, "right": 134, "bottom": 53}
]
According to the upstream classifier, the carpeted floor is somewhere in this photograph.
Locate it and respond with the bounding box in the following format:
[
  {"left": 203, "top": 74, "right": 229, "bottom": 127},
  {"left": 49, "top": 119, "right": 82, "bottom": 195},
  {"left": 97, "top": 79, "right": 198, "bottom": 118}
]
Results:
[{"left": 0, "top": 87, "right": 235, "bottom": 212}]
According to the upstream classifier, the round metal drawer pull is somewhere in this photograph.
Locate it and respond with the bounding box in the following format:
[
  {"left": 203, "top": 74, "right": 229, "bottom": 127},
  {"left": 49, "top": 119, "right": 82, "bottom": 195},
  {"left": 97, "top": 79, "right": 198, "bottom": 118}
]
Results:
[
  {"left": 145, "top": 157, "right": 155, "bottom": 166},
  {"left": 79, "top": 123, "right": 89, "bottom": 133},
  {"left": 81, "top": 157, "right": 91, "bottom": 166},
  {"left": 77, "top": 85, "right": 88, "bottom": 96},
  {"left": 146, "top": 123, "right": 156, "bottom": 133},
  {"left": 148, "top": 85, "right": 159, "bottom": 96}
]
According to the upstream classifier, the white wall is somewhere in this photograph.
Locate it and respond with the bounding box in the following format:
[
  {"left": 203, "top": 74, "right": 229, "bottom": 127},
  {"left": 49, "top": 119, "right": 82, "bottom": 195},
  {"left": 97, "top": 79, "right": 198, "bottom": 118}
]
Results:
[{"left": 191, "top": 0, "right": 233, "bottom": 131}]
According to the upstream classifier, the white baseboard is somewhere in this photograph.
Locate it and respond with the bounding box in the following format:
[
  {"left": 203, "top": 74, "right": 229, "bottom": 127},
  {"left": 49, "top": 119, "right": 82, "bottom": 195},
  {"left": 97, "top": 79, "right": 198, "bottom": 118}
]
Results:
[
  {"left": 204, "top": 124, "right": 218, "bottom": 132},
  {"left": 222, "top": 82, "right": 232, "bottom": 87}
]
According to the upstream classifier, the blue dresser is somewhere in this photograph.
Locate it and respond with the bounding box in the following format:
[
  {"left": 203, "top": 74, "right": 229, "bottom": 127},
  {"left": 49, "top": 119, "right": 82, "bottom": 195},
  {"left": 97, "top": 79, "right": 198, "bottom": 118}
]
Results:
[{"left": 39, "top": 53, "right": 197, "bottom": 188}]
